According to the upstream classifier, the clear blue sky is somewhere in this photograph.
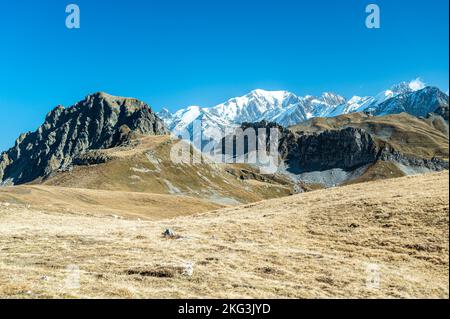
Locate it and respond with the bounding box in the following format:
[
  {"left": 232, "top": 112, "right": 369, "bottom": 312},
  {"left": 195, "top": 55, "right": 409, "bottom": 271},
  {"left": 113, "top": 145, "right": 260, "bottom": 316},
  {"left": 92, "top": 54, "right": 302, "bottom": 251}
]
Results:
[{"left": 0, "top": 0, "right": 448, "bottom": 151}]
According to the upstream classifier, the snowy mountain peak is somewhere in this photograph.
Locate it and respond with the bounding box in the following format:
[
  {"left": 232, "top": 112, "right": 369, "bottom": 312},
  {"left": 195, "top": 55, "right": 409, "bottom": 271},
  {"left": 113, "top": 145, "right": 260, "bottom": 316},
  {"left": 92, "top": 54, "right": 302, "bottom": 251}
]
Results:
[
  {"left": 348, "top": 96, "right": 365, "bottom": 104},
  {"left": 390, "top": 82, "right": 413, "bottom": 95},
  {"left": 387, "top": 78, "right": 426, "bottom": 95},
  {"left": 244, "top": 89, "right": 295, "bottom": 107},
  {"left": 371, "top": 86, "right": 449, "bottom": 117},
  {"left": 185, "top": 105, "right": 202, "bottom": 112},
  {"left": 320, "top": 92, "right": 346, "bottom": 106},
  {"left": 158, "top": 107, "right": 172, "bottom": 118},
  {"left": 251, "top": 88, "right": 289, "bottom": 97},
  {"left": 406, "top": 78, "right": 426, "bottom": 91},
  {"left": 157, "top": 80, "right": 448, "bottom": 140}
]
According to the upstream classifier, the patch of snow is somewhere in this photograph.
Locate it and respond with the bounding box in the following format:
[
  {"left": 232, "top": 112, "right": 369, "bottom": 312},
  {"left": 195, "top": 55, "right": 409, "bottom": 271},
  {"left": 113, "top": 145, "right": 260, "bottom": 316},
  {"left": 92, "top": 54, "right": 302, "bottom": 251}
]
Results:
[{"left": 130, "top": 167, "right": 151, "bottom": 173}]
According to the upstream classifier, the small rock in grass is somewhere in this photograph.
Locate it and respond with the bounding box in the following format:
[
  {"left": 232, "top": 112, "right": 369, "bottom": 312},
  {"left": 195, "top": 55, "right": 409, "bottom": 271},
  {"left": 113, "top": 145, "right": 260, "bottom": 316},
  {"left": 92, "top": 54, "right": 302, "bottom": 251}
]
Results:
[{"left": 163, "top": 228, "right": 175, "bottom": 238}]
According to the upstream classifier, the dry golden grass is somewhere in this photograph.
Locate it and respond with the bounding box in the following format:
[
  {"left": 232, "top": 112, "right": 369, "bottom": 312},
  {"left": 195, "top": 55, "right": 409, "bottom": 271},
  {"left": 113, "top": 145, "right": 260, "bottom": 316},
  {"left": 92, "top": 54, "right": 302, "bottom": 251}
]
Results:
[
  {"left": 0, "top": 172, "right": 448, "bottom": 299},
  {"left": 0, "top": 185, "right": 222, "bottom": 220},
  {"left": 342, "top": 161, "right": 406, "bottom": 185}
]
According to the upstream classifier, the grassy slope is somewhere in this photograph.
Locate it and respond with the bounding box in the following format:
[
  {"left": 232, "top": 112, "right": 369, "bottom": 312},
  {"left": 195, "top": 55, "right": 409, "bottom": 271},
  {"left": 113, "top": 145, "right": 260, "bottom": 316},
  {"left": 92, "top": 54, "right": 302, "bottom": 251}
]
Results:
[
  {"left": 0, "top": 185, "right": 222, "bottom": 220},
  {"left": 39, "top": 136, "right": 293, "bottom": 205},
  {"left": 342, "top": 161, "right": 407, "bottom": 185},
  {"left": 0, "top": 171, "right": 448, "bottom": 298}
]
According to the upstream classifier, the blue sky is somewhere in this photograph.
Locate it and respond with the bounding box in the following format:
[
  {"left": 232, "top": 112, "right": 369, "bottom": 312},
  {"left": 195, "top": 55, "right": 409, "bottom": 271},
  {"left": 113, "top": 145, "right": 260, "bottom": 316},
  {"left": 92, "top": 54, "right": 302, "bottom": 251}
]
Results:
[{"left": 0, "top": 0, "right": 448, "bottom": 151}]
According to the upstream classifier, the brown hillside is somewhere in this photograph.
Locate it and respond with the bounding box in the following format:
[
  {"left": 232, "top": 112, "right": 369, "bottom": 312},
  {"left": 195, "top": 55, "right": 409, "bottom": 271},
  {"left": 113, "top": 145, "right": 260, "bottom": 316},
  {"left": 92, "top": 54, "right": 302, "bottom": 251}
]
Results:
[
  {"left": 39, "top": 135, "right": 294, "bottom": 205},
  {"left": 0, "top": 171, "right": 448, "bottom": 298}
]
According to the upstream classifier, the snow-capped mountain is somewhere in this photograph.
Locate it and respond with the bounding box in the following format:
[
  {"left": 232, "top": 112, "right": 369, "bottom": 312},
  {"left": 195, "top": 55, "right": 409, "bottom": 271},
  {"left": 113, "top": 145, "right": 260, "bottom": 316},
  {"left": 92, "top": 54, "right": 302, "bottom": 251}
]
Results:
[
  {"left": 207, "top": 89, "right": 297, "bottom": 123},
  {"left": 371, "top": 86, "right": 449, "bottom": 117},
  {"left": 158, "top": 79, "right": 449, "bottom": 140},
  {"left": 348, "top": 79, "right": 428, "bottom": 114},
  {"left": 160, "top": 90, "right": 348, "bottom": 138}
]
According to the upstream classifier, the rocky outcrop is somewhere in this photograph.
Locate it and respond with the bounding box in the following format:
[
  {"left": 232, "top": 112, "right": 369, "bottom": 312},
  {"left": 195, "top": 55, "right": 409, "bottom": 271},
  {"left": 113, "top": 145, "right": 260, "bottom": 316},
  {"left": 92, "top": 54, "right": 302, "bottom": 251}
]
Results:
[
  {"left": 227, "top": 120, "right": 448, "bottom": 179},
  {"left": 281, "top": 127, "right": 379, "bottom": 173},
  {"left": 72, "top": 151, "right": 112, "bottom": 166},
  {"left": 282, "top": 126, "right": 448, "bottom": 174},
  {"left": 378, "top": 148, "right": 449, "bottom": 171},
  {"left": 0, "top": 92, "right": 168, "bottom": 185},
  {"left": 223, "top": 121, "right": 379, "bottom": 173}
]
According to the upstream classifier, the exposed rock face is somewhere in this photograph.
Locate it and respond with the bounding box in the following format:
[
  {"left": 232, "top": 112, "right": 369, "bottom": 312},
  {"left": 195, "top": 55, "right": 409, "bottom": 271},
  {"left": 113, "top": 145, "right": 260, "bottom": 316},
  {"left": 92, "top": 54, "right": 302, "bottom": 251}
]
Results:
[
  {"left": 378, "top": 148, "right": 449, "bottom": 171},
  {"left": 72, "top": 151, "right": 112, "bottom": 166},
  {"left": 225, "top": 121, "right": 378, "bottom": 173},
  {"left": 0, "top": 92, "right": 168, "bottom": 185},
  {"left": 281, "top": 128, "right": 379, "bottom": 173},
  {"left": 227, "top": 119, "right": 448, "bottom": 179}
]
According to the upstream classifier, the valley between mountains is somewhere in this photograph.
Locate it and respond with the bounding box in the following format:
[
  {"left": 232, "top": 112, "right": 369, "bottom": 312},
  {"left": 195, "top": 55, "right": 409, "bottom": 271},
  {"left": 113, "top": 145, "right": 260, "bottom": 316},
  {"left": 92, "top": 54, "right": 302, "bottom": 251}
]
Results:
[{"left": 0, "top": 83, "right": 448, "bottom": 298}]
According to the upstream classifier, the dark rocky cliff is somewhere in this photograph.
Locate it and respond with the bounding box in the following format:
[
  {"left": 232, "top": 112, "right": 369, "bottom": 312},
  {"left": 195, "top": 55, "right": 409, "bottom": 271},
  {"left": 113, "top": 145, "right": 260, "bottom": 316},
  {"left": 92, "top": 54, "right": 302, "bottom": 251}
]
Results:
[
  {"left": 281, "top": 127, "right": 379, "bottom": 173},
  {"left": 231, "top": 120, "right": 448, "bottom": 175},
  {"left": 239, "top": 122, "right": 379, "bottom": 173}
]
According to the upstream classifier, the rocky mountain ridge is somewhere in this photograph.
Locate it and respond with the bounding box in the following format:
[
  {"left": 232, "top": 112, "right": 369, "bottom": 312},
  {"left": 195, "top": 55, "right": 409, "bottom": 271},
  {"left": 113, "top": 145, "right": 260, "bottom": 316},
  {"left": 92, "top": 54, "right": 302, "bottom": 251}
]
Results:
[{"left": 0, "top": 92, "right": 168, "bottom": 185}]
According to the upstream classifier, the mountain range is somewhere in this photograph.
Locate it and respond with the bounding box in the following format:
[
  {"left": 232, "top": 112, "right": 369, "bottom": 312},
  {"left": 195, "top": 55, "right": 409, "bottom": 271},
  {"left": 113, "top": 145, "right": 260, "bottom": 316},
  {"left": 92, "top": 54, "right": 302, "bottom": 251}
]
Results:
[
  {"left": 0, "top": 80, "right": 448, "bottom": 187},
  {"left": 158, "top": 80, "right": 449, "bottom": 140}
]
